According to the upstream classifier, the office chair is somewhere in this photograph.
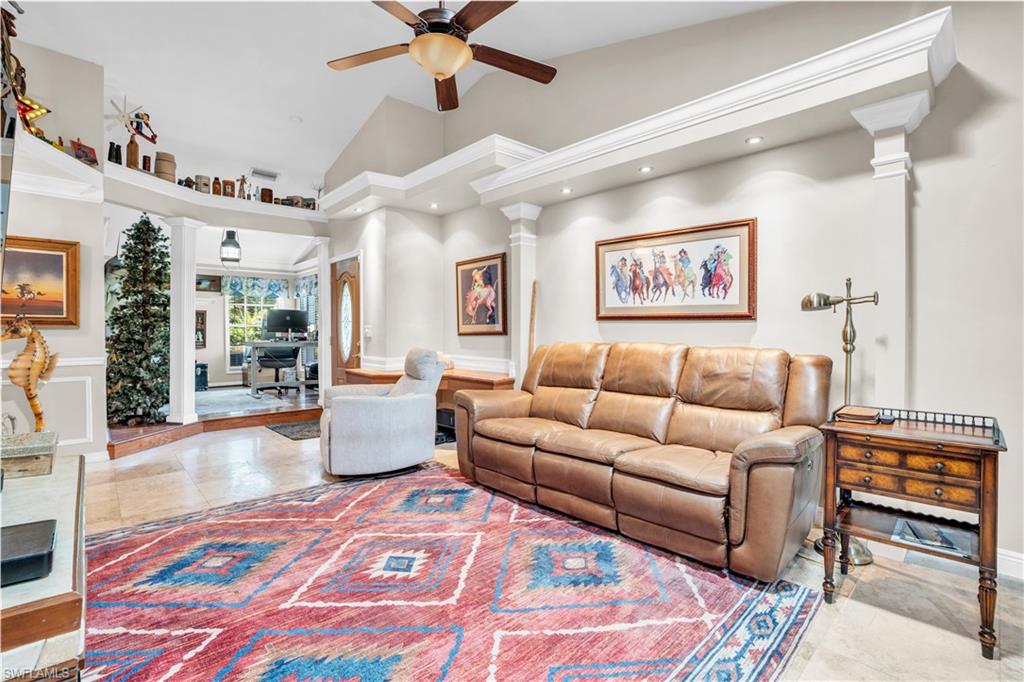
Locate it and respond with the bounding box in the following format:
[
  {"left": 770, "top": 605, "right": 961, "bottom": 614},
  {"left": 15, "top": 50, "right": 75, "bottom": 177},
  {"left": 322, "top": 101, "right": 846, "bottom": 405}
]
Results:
[{"left": 255, "top": 346, "right": 299, "bottom": 395}]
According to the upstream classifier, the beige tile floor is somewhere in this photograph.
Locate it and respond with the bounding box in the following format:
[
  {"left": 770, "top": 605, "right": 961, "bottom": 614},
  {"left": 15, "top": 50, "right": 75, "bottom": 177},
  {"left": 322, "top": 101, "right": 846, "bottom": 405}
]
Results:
[{"left": 84, "top": 428, "right": 1023, "bottom": 680}]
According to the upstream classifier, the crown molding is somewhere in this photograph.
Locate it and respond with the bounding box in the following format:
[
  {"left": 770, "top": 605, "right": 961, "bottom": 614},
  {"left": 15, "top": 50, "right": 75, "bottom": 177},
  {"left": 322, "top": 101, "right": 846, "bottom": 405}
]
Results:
[
  {"left": 319, "top": 134, "right": 544, "bottom": 218},
  {"left": 472, "top": 7, "right": 957, "bottom": 205}
]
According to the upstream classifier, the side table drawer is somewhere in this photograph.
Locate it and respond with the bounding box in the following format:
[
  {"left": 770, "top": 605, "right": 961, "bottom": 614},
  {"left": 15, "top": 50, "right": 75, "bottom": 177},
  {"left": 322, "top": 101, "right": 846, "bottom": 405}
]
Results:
[
  {"left": 838, "top": 443, "right": 900, "bottom": 468},
  {"left": 837, "top": 465, "right": 900, "bottom": 493},
  {"left": 903, "top": 478, "right": 979, "bottom": 510},
  {"left": 903, "top": 452, "right": 980, "bottom": 480}
]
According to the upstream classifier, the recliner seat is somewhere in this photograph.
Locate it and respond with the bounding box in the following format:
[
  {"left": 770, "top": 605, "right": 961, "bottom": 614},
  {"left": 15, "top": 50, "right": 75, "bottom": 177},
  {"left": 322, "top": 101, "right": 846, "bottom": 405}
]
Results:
[{"left": 455, "top": 341, "right": 831, "bottom": 582}]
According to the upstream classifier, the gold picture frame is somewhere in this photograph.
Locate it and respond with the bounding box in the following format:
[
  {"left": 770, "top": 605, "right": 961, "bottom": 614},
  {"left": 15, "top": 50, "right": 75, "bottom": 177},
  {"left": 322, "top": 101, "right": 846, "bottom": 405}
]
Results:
[{"left": 1, "top": 235, "right": 80, "bottom": 326}]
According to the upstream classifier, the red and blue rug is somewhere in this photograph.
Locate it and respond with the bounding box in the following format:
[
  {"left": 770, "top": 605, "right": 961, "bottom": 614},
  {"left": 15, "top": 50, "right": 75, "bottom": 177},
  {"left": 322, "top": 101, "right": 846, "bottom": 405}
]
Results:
[{"left": 84, "top": 464, "right": 819, "bottom": 680}]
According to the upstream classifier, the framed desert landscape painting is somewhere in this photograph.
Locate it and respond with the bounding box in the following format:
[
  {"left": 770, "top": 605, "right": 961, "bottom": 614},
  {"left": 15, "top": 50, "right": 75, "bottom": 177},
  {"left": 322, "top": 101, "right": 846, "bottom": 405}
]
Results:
[
  {"left": 456, "top": 252, "right": 507, "bottom": 335},
  {"left": 1, "top": 235, "right": 80, "bottom": 326},
  {"left": 595, "top": 218, "right": 756, "bottom": 320}
]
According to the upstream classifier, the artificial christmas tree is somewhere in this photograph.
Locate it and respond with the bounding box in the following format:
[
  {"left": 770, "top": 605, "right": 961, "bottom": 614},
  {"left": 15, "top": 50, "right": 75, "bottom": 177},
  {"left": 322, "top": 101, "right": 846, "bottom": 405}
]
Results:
[{"left": 106, "top": 213, "right": 170, "bottom": 425}]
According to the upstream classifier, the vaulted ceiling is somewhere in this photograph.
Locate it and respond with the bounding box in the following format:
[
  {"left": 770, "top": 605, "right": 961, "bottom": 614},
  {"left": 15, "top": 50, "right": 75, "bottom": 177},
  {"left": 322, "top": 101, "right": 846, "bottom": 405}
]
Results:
[{"left": 19, "top": 2, "right": 769, "bottom": 192}]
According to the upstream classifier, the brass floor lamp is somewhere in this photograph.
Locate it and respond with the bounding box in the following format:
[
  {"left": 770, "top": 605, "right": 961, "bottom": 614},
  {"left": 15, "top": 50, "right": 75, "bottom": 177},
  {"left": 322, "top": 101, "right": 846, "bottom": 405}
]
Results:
[{"left": 801, "top": 277, "right": 878, "bottom": 565}]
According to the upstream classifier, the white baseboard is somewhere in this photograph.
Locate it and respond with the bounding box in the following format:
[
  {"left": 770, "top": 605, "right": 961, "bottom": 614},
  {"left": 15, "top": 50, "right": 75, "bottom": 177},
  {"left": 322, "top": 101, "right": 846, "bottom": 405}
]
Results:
[
  {"left": 207, "top": 381, "right": 243, "bottom": 388},
  {"left": 82, "top": 450, "right": 110, "bottom": 463},
  {"left": 999, "top": 549, "right": 1024, "bottom": 582}
]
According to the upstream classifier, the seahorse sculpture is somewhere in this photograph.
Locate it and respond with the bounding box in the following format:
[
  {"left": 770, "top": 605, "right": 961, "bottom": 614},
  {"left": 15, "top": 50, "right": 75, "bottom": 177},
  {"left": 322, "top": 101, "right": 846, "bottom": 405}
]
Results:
[{"left": 1, "top": 315, "right": 58, "bottom": 431}]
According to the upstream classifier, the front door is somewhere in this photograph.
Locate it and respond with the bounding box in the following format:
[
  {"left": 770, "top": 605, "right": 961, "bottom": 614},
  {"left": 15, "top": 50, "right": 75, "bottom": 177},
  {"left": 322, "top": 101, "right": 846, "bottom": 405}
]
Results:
[{"left": 331, "top": 257, "right": 361, "bottom": 384}]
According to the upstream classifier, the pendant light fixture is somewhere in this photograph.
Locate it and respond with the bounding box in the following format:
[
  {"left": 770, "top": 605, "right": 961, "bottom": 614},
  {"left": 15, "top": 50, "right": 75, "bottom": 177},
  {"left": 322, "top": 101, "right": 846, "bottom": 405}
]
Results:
[{"left": 220, "top": 229, "right": 241, "bottom": 264}]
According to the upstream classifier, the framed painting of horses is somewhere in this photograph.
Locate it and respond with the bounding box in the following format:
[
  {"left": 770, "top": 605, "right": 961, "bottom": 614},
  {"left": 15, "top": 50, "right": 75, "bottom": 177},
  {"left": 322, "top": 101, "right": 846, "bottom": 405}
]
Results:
[
  {"left": 456, "top": 252, "right": 507, "bottom": 335},
  {"left": 1, "top": 235, "right": 80, "bottom": 326},
  {"left": 595, "top": 218, "right": 756, "bottom": 320}
]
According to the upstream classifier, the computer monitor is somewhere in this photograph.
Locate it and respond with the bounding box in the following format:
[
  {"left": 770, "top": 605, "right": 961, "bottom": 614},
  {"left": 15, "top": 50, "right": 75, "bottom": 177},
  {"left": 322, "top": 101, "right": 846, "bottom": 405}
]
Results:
[{"left": 264, "top": 308, "right": 308, "bottom": 335}]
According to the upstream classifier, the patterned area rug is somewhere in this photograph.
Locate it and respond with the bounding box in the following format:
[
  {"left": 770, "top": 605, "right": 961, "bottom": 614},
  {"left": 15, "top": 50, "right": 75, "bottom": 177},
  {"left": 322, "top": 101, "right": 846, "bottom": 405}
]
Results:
[
  {"left": 84, "top": 465, "right": 819, "bottom": 680},
  {"left": 266, "top": 419, "right": 320, "bottom": 440}
]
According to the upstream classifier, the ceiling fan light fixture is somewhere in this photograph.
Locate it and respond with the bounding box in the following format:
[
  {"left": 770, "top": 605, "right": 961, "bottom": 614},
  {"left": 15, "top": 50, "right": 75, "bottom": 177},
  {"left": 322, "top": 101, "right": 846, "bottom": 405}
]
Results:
[{"left": 409, "top": 32, "right": 473, "bottom": 81}]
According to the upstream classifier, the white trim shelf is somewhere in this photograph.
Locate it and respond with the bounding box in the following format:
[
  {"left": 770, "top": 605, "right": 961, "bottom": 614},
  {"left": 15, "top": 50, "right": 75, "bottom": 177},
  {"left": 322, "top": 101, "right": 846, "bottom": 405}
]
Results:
[
  {"left": 8, "top": 127, "right": 104, "bottom": 203},
  {"left": 105, "top": 163, "right": 328, "bottom": 223}
]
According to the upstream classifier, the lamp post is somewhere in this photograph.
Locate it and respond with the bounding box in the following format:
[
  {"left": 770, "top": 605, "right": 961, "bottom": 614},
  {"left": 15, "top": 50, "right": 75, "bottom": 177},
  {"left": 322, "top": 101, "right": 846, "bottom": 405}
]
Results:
[{"left": 801, "top": 277, "right": 878, "bottom": 565}]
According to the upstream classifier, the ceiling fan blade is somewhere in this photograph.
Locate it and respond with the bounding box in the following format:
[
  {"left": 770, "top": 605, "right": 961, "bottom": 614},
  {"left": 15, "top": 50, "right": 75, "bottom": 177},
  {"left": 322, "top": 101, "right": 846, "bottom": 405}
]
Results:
[
  {"left": 452, "top": 1, "right": 516, "bottom": 33},
  {"left": 372, "top": 1, "right": 426, "bottom": 29},
  {"left": 435, "top": 76, "right": 459, "bottom": 112},
  {"left": 327, "top": 44, "right": 409, "bottom": 71},
  {"left": 471, "top": 44, "right": 556, "bottom": 84}
]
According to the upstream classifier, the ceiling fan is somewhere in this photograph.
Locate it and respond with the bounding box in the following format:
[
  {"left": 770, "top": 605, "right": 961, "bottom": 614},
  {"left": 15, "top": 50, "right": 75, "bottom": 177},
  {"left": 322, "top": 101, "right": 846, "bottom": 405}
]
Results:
[{"left": 327, "top": 1, "right": 556, "bottom": 112}]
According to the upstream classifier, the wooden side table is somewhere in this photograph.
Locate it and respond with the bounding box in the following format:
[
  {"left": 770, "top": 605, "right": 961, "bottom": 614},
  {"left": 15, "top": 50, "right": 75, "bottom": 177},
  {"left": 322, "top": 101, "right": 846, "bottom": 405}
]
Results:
[{"left": 820, "top": 409, "right": 1006, "bottom": 659}]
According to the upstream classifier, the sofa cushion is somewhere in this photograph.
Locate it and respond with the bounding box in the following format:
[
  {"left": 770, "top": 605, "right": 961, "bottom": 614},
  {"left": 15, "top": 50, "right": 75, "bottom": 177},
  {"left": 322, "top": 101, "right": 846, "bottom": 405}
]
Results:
[
  {"left": 666, "top": 403, "right": 780, "bottom": 454},
  {"left": 474, "top": 417, "right": 579, "bottom": 446},
  {"left": 677, "top": 347, "right": 789, "bottom": 413},
  {"left": 613, "top": 445, "right": 731, "bottom": 496},
  {"left": 613, "top": 472, "right": 728, "bottom": 543},
  {"left": 529, "top": 386, "right": 600, "bottom": 429},
  {"left": 522, "top": 342, "right": 610, "bottom": 393},
  {"left": 536, "top": 428, "right": 656, "bottom": 464},
  {"left": 587, "top": 343, "right": 687, "bottom": 442},
  {"left": 473, "top": 436, "right": 535, "bottom": 483},
  {"left": 535, "top": 451, "right": 614, "bottom": 506}
]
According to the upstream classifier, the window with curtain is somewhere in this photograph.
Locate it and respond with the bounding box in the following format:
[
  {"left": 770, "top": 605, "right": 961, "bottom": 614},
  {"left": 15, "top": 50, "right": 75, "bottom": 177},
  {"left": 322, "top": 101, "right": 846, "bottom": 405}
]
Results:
[
  {"left": 294, "top": 274, "right": 318, "bottom": 364},
  {"left": 223, "top": 276, "right": 290, "bottom": 371}
]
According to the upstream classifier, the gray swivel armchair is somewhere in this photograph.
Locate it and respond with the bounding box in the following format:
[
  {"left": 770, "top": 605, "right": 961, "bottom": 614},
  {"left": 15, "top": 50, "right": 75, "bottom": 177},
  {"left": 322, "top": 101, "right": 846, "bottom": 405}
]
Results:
[{"left": 320, "top": 348, "right": 446, "bottom": 476}]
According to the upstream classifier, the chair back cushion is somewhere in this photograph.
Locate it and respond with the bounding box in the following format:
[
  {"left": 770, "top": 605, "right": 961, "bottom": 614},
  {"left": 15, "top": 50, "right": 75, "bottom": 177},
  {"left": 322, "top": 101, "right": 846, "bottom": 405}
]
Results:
[
  {"left": 667, "top": 347, "right": 790, "bottom": 452},
  {"left": 522, "top": 343, "right": 610, "bottom": 428},
  {"left": 588, "top": 343, "right": 688, "bottom": 441},
  {"left": 389, "top": 348, "right": 446, "bottom": 396}
]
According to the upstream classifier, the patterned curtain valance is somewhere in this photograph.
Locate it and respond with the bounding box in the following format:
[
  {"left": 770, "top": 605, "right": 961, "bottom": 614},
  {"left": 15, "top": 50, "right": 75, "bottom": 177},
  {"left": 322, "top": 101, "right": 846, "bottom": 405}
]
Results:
[
  {"left": 294, "top": 274, "right": 318, "bottom": 299},
  {"left": 223, "top": 276, "right": 290, "bottom": 300}
]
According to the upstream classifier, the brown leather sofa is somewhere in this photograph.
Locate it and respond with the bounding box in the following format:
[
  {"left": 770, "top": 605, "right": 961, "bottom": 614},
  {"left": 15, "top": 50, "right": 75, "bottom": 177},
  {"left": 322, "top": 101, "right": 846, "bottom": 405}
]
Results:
[{"left": 455, "top": 342, "right": 832, "bottom": 581}]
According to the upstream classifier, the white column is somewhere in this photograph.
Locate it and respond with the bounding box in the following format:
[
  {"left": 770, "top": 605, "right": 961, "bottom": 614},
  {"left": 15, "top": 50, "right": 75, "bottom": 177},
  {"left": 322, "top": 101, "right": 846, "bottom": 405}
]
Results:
[
  {"left": 851, "top": 90, "right": 930, "bottom": 406},
  {"left": 165, "top": 217, "right": 203, "bottom": 424},
  {"left": 500, "top": 203, "right": 542, "bottom": 385},
  {"left": 315, "top": 236, "right": 332, "bottom": 405}
]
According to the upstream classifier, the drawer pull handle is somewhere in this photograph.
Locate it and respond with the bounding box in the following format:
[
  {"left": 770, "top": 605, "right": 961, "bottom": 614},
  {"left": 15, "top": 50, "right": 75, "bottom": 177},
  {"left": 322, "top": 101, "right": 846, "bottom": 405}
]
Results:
[
  {"left": 934, "top": 462, "right": 945, "bottom": 472},
  {"left": 863, "top": 451, "right": 873, "bottom": 459},
  {"left": 863, "top": 476, "right": 872, "bottom": 484},
  {"left": 934, "top": 488, "right": 943, "bottom": 497},
  {"left": 936, "top": 443, "right": 944, "bottom": 450}
]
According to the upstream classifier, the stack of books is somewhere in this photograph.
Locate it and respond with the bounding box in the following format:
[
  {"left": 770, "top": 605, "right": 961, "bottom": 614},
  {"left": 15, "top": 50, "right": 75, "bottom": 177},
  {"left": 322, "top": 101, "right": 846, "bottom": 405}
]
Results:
[{"left": 834, "top": 405, "right": 880, "bottom": 424}]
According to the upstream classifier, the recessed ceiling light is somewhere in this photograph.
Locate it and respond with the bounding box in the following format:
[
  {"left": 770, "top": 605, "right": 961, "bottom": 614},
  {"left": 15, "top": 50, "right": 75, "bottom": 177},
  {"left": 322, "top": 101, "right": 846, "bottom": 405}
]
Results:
[
  {"left": 560, "top": 187, "right": 572, "bottom": 194},
  {"left": 288, "top": 114, "right": 303, "bottom": 126},
  {"left": 354, "top": 207, "right": 363, "bottom": 213},
  {"left": 745, "top": 135, "right": 765, "bottom": 145},
  {"left": 639, "top": 166, "right": 654, "bottom": 174},
  {"left": 430, "top": 202, "right": 439, "bottom": 209}
]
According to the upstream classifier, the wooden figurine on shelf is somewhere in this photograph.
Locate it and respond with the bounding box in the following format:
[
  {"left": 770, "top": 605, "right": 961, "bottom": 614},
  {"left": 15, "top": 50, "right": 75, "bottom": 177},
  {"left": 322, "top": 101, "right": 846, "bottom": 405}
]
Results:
[
  {"left": 237, "top": 175, "right": 247, "bottom": 200},
  {"left": 183, "top": 176, "right": 195, "bottom": 190},
  {"left": 0, "top": 316, "right": 58, "bottom": 431},
  {"left": 212, "top": 177, "right": 222, "bottom": 196},
  {"left": 126, "top": 133, "right": 139, "bottom": 168}
]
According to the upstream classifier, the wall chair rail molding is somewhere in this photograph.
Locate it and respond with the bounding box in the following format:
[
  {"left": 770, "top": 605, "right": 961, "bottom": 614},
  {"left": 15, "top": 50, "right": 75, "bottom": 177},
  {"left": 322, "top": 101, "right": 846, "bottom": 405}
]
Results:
[
  {"left": 471, "top": 7, "right": 957, "bottom": 208},
  {"left": 319, "top": 134, "right": 544, "bottom": 218},
  {"left": 0, "top": 356, "right": 105, "bottom": 370}
]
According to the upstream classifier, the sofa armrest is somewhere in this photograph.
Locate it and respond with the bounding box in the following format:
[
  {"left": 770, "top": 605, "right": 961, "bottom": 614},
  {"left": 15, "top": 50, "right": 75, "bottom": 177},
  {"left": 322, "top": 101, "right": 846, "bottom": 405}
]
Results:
[
  {"left": 454, "top": 389, "right": 533, "bottom": 421},
  {"left": 454, "top": 390, "right": 532, "bottom": 479},
  {"left": 728, "top": 426, "right": 823, "bottom": 546}
]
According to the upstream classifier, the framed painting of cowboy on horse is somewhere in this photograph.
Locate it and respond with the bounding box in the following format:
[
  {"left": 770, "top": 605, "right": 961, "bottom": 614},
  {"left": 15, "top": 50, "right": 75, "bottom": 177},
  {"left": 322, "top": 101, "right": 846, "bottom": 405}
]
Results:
[
  {"left": 595, "top": 218, "right": 756, "bottom": 320},
  {"left": 1, "top": 235, "right": 80, "bottom": 326},
  {"left": 456, "top": 252, "right": 507, "bottom": 335}
]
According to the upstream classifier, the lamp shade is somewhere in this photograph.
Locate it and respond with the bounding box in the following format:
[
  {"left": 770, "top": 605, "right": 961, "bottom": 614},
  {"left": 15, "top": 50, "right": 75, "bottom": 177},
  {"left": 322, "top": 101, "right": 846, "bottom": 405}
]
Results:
[
  {"left": 220, "top": 229, "right": 241, "bottom": 263},
  {"left": 801, "top": 292, "right": 838, "bottom": 311},
  {"left": 408, "top": 33, "right": 473, "bottom": 81}
]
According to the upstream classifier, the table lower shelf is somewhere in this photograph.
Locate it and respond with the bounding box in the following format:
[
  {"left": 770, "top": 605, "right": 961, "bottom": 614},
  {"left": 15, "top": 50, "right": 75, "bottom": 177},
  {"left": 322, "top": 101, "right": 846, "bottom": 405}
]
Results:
[{"left": 834, "top": 499, "right": 980, "bottom": 565}]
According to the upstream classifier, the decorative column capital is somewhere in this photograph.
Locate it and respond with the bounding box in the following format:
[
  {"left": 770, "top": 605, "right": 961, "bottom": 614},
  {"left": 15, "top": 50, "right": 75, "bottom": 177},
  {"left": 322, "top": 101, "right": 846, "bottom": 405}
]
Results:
[
  {"left": 851, "top": 90, "right": 930, "bottom": 136},
  {"left": 313, "top": 235, "right": 331, "bottom": 247},
  {"left": 509, "top": 232, "right": 537, "bottom": 248},
  {"left": 164, "top": 216, "right": 206, "bottom": 230},
  {"left": 500, "top": 203, "right": 542, "bottom": 222}
]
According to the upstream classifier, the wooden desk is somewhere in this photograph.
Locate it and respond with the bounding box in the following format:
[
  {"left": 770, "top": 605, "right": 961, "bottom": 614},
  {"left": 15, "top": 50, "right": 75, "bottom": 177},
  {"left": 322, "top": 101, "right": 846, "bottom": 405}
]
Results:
[
  {"left": 820, "top": 409, "right": 1006, "bottom": 659},
  {"left": 1, "top": 455, "right": 86, "bottom": 680},
  {"left": 341, "top": 367, "right": 513, "bottom": 408}
]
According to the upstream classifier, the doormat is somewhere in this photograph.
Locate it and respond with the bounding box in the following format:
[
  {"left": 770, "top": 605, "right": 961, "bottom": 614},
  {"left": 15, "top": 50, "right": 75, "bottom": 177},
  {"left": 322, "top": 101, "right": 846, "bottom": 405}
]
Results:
[{"left": 266, "top": 419, "right": 320, "bottom": 441}]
